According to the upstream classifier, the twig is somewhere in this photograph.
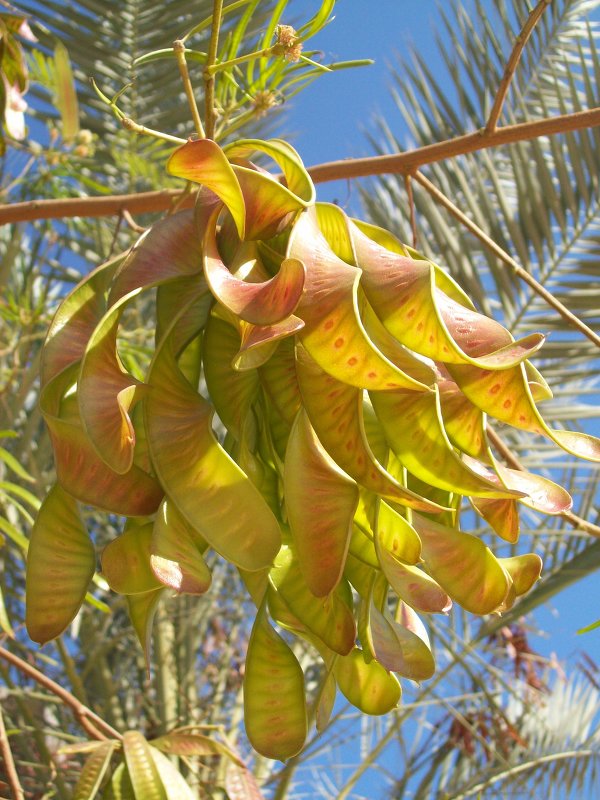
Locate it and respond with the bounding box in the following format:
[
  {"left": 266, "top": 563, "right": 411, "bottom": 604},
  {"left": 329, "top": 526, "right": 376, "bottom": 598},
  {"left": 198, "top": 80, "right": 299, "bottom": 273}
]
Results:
[
  {"left": 486, "top": 0, "right": 552, "bottom": 133},
  {"left": 404, "top": 173, "right": 418, "bottom": 249},
  {"left": 204, "top": 0, "right": 224, "bottom": 139},
  {"left": 2, "top": 106, "right": 600, "bottom": 225},
  {"left": 0, "top": 703, "right": 25, "bottom": 800},
  {"left": 412, "top": 169, "right": 600, "bottom": 349},
  {"left": 487, "top": 427, "right": 600, "bottom": 539},
  {"left": 0, "top": 646, "right": 122, "bottom": 742},
  {"left": 173, "top": 39, "right": 206, "bottom": 139}
]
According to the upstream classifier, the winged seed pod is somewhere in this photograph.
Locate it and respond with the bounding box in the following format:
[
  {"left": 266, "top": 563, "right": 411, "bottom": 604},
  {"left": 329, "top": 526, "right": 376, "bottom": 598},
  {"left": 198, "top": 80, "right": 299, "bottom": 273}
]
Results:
[{"left": 26, "top": 138, "right": 600, "bottom": 760}]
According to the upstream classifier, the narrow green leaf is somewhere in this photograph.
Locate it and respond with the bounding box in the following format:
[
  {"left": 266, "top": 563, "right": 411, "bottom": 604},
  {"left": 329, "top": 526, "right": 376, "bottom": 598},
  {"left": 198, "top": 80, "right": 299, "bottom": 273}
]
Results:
[
  {"left": 122, "top": 731, "right": 168, "bottom": 800},
  {"left": 148, "top": 746, "right": 195, "bottom": 800},
  {"left": 54, "top": 41, "right": 79, "bottom": 141},
  {"left": 73, "top": 740, "right": 117, "bottom": 800}
]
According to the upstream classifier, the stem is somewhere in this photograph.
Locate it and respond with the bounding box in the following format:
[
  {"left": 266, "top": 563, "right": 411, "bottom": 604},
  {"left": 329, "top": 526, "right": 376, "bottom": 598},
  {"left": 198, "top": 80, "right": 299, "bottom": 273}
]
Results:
[
  {"left": 173, "top": 39, "right": 206, "bottom": 138},
  {"left": 205, "top": 46, "right": 274, "bottom": 76},
  {"left": 412, "top": 169, "right": 600, "bottom": 349},
  {"left": 404, "top": 173, "right": 418, "bottom": 249},
  {"left": 0, "top": 703, "right": 25, "bottom": 800},
  {"left": 2, "top": 106, "right": 600, "bottom": 225},
  {"left": 204, "top": 0, "right": 224, "bottom": 139},
  {"left": 486, "top": 0, "right": 552, "bottom": 133},
  {"left": 0, "top": 646, "right": 122, "bottom": 741},
  {"left": 121, "top": 117, "right": 186, "bottom": 145}
]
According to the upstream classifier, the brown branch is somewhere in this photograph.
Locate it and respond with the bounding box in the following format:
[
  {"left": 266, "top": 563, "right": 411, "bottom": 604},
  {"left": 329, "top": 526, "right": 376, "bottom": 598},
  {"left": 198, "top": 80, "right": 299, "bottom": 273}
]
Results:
[
  {"left": 412, "top": 170, "right": 600, "bottom": 350},
  {"left": 0, "top": 703, "right": 25, "bottom": 800},
  {"left": 0, "top": 646, "right": 122, "bottom": 742},
  {"left": 2, "top": 107, "right": 600, "bottom": 226},
  {"left": 487, "top": 427, "right": 600, "bottom": 539},
  {"left": 486, "top": 0, "right": 552, "bottom": 133}
]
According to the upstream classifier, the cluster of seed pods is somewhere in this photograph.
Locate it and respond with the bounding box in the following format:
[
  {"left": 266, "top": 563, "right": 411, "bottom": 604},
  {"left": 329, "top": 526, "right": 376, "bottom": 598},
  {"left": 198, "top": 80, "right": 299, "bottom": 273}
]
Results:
[{"left": 26, "top": 138, "right": 600, "bottom": 759}]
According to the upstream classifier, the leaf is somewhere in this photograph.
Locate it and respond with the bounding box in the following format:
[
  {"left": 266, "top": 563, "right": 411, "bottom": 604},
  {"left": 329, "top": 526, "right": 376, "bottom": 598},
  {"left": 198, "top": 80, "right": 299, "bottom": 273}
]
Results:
[
  {"left": 145, "top": 327, "right": 281, "bottom": 571},
  {"left": 315, "top": 670, "right": 336, "bottom": 732},
  {"left": 126, "top": 589, "right": 163, "bottom": 667},
  {"left": 449, "top": 362, "right": 600, "bottom": 461},
  {"left": 102, "top": 523, "right": 162, "bottom": 595},
  {"left": 367, "top": 600, "right": 435, "bottom": 681},
  {"left": 150, "top": 732, "right": 243, "bottom": 764},
  {"left": 370, "top": 387, "right": 519, "bottom": 498},
  {"left": 73, "top": 740, "right": 117, "bottom": 800},
  {"left": 269, "top": 545, "right": 356, "bottom": 655},
  {"left": 224, "top": 138, "right": 315, "bottom": 203},
  {"left": 231, "top": 164, "right": 306, "bottom": 240},
  {"left": 225, "top": 763, "right": 266, "bottom": 800},
  {"left": 148, "top": 745, "right": 196, "bottom": 800},
  {"left": 294, "top": 344, "right": 447, "bottom": 513},
  {"left": 78, "top": 291, "right": 145, "bottom": 474},
  {"left": 26, "top": 484, "right": 95, "bottom": 645},
  {"left": 167, "top": 140, "right": 246, "bottom": 238},
  {"left": 41, "top": 259, "right": 117, "bottom": 387},
  {"left": 375, "top": 499, "right": 421, "bottom": 565},
  {"left": 107, "top": 762, "right": 135, "bottom": 800},
  {"left": 234, "top": 315, "right": 304, "bottom": 370},
  {"left": 288, "top": 210, "right": 430, "bottom": 391},
  {"left": 333, "top": 647, "right": 402, "bottom": 714},
  {"left": 150, "top": 499, "right": 211, "bottom": 595},
  {"left": 109, "top": 208, "right": 213, "bottom": 304},
  {"left": 0, "top": 445, "right": 35, "bottom": 482},
  {"left": 122, "top": 731, "right": 168, "bottom": 800},
  {"left": 350, "top": 220, "right": 545, "bottom": 369},
  {"left": 54, "top": 41, "right": 79, "bottom": 141},
  {"left": 471, "top": 497, "right": 520, "bottom": 543},
  {"left": 203, "top": 313, "right": 260, "bottom": 440},
  {"left": 244, "top": 604, "right": 307, "bottom": 760},
  {"left": 203, "top": 210, "right": 306, "bottom": 325},
  {"left": 498, "top": 553, "right": 543, "bottom": 597},
  {"left": 412, "top": 513, "right": 511, "bottom": 614},
  {"left": 376, "top": 522, "right": 451, "bottom": 614},
  {"left": 284, "top": 409, "right": 358, "bottom": 596},
  {"left": 41, "top": 366, "right": 163, "bottom": 516}
]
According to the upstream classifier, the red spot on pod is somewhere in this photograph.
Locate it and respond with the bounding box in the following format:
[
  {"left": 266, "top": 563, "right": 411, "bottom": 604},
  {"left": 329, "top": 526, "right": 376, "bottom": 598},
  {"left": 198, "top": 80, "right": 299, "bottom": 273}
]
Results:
[
  {"left": 324, "top": 319, "right": 335, "bottom": 330},
  {"left": 347, "top": 356, "right": 358, "bottom": 367},
  {"left": 334, "top": 337, "right": 344, "bottom": 348},
  {"left": 489, "top": 384, "right": 501, "bottom": 395}
]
